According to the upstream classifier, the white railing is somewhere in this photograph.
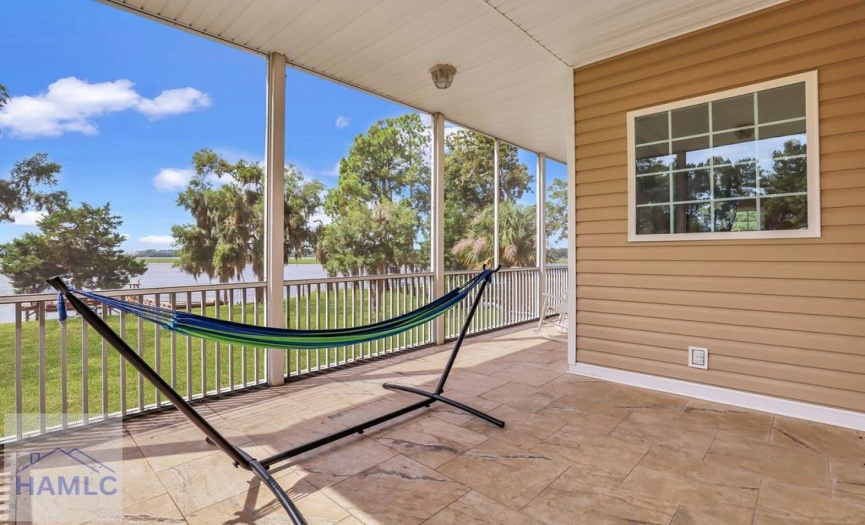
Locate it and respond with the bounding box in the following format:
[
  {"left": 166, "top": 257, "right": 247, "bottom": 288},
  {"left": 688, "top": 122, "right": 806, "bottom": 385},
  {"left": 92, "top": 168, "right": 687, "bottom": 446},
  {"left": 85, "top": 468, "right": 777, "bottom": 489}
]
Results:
[{"left": 0, "top": 266, "right": 567, "bottom": 442}]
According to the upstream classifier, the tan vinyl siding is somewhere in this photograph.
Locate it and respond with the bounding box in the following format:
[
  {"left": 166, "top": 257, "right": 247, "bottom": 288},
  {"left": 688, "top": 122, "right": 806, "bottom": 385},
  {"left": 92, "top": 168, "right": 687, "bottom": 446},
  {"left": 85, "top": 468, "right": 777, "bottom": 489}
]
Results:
[{"left": 573, "top": 0, "right": 865, "bottom": 412}]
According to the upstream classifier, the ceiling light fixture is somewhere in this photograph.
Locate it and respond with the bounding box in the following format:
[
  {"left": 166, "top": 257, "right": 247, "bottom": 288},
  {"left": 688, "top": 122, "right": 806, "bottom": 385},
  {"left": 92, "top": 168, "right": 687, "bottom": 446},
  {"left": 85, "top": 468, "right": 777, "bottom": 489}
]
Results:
[{"left": 429, "top": 64, "right": 457, "bottom": 89}]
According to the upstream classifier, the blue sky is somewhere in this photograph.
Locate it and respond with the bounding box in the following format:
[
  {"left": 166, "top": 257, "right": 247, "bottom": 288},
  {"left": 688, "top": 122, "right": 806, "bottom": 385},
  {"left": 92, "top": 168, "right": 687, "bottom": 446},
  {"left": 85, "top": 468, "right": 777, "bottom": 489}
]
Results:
[{"left": 0, "top": 0, "right": 565, "bottom": 251}]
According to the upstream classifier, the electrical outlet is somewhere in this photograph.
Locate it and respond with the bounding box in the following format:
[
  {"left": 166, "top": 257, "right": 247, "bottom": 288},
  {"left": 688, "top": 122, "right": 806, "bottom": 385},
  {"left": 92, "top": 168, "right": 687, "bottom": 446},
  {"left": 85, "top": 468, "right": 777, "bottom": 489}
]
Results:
[{"left": 688, "top": 346, "right": 709, "bottom": 369}]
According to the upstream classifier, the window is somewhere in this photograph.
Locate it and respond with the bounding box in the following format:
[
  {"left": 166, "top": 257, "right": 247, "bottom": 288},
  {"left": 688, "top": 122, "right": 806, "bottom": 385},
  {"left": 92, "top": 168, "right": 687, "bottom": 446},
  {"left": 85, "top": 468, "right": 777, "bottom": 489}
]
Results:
[{"left": 627, "top": 72, "right": 820, "bottom": 241}]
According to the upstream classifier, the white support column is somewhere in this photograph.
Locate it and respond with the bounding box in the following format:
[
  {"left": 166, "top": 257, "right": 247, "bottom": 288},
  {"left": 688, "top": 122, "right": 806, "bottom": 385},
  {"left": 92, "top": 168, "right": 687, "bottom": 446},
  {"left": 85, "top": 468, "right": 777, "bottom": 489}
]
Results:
[
  {"left": 493, "top": 138, "right": 500, "bottom": 269},
  {"left": 431, "top": 112, "right": 446, "bottom": 345},
  {"left": 536, "top": 153, "right": 547, "bottom": 318},
  {"left": 264, "top": 52, "right": 286, "bottom": 385},
  {"left": 564, "top": 69, "right": 577, "bottom": 366}
]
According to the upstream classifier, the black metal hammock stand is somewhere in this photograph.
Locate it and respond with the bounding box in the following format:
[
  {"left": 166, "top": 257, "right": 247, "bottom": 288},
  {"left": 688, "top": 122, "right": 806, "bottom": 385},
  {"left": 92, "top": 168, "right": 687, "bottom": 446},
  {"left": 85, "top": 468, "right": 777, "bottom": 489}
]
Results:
[{"left": 48, "top": 267, "right": 505, "bottom": 525}]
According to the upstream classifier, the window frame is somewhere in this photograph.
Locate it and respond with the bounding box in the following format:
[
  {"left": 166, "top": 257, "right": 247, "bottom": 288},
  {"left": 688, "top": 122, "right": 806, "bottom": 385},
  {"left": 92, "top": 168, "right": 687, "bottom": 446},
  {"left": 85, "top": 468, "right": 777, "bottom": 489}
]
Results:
[{"left": 626, "top": 71, "right": 821, "bottom": 242}]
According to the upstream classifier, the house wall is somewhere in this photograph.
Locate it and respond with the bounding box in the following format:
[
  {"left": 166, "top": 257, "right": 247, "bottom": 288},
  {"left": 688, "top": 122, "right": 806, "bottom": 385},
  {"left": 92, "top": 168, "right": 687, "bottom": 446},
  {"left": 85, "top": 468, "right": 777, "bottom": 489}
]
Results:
[{"left": 572, "top": 0, "right": 865, "bottom": 411}]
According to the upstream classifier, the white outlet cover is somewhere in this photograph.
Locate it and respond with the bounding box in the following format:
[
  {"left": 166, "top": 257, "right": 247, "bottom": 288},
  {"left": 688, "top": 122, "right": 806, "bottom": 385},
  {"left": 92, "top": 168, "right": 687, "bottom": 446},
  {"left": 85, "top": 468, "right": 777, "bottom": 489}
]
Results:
[{"left": 688, "top": 346, "right": 709, "bottom": 369}]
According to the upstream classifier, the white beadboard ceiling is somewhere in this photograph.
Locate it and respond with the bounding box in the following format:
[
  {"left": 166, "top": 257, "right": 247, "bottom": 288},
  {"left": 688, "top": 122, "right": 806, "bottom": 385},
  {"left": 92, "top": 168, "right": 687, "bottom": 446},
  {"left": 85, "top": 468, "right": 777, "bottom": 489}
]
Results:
[{"left": 97, "top": 0, "right": 786, "bottom": 162}]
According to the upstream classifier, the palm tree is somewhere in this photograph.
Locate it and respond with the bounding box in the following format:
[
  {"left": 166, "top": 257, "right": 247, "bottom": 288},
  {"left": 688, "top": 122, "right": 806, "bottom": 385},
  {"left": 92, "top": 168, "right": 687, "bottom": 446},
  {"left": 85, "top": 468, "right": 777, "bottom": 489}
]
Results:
[{"left": 452, "top": 201, "right": 536, "bottom": 269}]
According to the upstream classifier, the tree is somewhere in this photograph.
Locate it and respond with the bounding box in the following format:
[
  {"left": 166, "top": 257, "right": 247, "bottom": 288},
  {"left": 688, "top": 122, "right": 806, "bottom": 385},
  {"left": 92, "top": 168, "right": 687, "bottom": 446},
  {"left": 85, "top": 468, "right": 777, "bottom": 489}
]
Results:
[
  {"left": 171, "top": 149, "right": 324, "bottom": 283},
  {"left": 545, "top": 177, "right": 568, "bottom": 246},
  {"left": 452, "top": 201, "right": 536, "bottom": 269},
  {"left": 0, "top": 153, "right": 69, "bottom": 223},
  {"left": 318, "top": 114, "right": 430, "bottom": 277},
  {"left": 443, "top": 131, "right": 532, "bottom": 269},
  {"left": 0, "top": 203, "right": 145, "bottom": 293}
]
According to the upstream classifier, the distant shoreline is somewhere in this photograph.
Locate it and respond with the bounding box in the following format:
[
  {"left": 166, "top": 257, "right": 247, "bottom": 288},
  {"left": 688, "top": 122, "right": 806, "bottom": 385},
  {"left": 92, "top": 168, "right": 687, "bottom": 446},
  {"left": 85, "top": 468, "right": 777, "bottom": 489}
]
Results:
[{"left": 135, "top": 257, "right": 320, "bottom": 265}]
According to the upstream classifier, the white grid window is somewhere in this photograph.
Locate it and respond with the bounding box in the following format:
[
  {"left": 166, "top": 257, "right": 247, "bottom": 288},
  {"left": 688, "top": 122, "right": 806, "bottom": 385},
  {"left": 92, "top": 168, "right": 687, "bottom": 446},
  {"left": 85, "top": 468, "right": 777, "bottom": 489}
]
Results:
[{"left": 627, "top": 72, "right": 820, "bottom": 241}]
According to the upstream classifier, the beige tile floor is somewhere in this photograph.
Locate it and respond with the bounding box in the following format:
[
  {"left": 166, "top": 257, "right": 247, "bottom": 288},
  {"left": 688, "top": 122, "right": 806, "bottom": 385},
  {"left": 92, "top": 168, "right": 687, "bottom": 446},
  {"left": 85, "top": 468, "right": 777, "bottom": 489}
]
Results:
[{"left": 5, "top": 326, "right": 865, "bottom": 524}]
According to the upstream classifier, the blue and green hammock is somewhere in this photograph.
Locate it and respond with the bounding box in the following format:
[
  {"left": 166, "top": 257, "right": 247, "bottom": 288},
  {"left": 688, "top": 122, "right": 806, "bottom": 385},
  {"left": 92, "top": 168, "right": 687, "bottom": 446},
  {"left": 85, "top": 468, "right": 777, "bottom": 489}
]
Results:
[
  {"left": 58, "top": 268, "right": 493, "bottom": 350},
  {"left": 48, "top": 267, "right": 502, "bottom": 525}
]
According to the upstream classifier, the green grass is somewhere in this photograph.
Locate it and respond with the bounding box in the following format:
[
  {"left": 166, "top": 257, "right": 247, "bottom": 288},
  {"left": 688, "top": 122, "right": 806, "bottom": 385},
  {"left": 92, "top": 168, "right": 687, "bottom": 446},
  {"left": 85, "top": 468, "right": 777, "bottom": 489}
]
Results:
[
  {"left": 284, "top": 257, "right": 318, "bottom": 265},
  {"left": 1, "top": 286, "right": 501, "bottom": 436}
]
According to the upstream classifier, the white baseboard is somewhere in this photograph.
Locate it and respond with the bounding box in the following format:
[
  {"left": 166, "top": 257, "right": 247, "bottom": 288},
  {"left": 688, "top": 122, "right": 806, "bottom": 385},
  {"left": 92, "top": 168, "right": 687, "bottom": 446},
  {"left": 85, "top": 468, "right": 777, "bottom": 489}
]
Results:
[{"left": 569, "top": 362, "right": 865, "bottom": 432}]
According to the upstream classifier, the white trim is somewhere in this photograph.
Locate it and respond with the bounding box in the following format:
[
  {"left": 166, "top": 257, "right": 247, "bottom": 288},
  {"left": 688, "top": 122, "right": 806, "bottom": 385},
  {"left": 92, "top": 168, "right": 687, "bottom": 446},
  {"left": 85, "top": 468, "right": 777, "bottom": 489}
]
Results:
[
  {"left": 564, "top": 68, "right": 577, "bottom": 366},
  {"left": 570, "top": 363, "right": 865, "bottom": 432},
  {"left": 627, "top": 71, "right": 820, "bottom": 242}
]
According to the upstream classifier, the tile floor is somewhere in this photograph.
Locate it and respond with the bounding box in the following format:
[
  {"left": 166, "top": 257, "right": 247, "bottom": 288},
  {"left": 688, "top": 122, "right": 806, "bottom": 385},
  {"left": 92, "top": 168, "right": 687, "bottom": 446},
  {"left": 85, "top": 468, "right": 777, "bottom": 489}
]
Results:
[{"left": 4, "top": 326, "right": 865, "bottom": 524}]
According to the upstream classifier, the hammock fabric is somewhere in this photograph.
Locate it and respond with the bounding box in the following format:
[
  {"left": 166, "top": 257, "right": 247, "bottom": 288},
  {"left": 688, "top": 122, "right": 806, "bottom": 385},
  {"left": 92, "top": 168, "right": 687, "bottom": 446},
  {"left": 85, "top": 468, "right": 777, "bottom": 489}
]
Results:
[{"left": 62, "top": 268, "right": 493, "bottom": 350}]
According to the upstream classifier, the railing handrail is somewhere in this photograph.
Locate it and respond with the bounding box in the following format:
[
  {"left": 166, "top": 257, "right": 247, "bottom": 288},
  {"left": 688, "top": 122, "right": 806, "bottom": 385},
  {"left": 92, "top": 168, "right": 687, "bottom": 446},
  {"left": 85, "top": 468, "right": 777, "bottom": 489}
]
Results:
[{"left": 0, "top": 266, "right": 547, "bottom": 303}]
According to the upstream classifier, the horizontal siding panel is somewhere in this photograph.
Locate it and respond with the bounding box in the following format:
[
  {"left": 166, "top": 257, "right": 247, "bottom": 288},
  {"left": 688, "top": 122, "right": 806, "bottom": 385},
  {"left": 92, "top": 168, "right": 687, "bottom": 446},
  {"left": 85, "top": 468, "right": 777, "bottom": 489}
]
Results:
[
  {"left": 577, "top": 311, "right": 865, "bottom": 356},
  {"left": 578, "top": 325, "right": 865, "bottom": 374},
  {"left": 576, "top": 260, "right": 865, "bottom": 281},
  {"left": 575, "top": 138, "right": 626, "bottom": 159},
  {"left": 577, "top": 285, "right": 865, "bottom": 319},
  {"left": 822, "top": 206, "right": 865, "bottom": 226},
  {"left": 822, "top": 112, "right": 865, "bottom": 136},
  {"left": 573, "top": 0, "right": 854, "bottom": 88},
  {"left": 820, "top": 93, "right": 865, "bottom": 119},
  {"left": 575, "top": 193, "right": 624, "bottom": 209},
  {"left": 574, "top": 113, "right": 622, "bottom": 135},
  {"left": 576, "top": 225, "right": 865, "bottom": 247},
  {"left": 576, "top": 205, "right": 626, "bottom": 222},
  {"left": 822, "top": 187, "right": 865, "bottom": 208},
  {"left": 577, "top": 351, "right": 865, "bottom": 412},
  {"left": 577, "top": 337, "right": 865, "bottom": 392},
  {"left": 576, "top": 273, "right": 865, "bottom": 301},
  {"left": 821, "top": 131, "right": 865, "bottom": 155},
  {"left": 573, "top": 125, "right": 625, "bottom": 147},
  {"left": 575, "top": 166, "right": 625, "bottom": 185},
  {"left": 577, "top": 298, "right": 865, "bottom": 337},
  {"left": 575, "top": 220, "right": 626, "bottom": 235},
  {"left": 577, "top": 245, "right": 865, "bottom": 262},
  {"left": 817, "top": 149, "right": 861, "bottom": 173},
  {"left": 574, "top": 179, "right": 625, "bottom": 197},
  {"left": 821, "top": 170, "right": 865, "bottom": 190},
  {"left": 576, "top": 152, "right": 625, "bottom": 171}
]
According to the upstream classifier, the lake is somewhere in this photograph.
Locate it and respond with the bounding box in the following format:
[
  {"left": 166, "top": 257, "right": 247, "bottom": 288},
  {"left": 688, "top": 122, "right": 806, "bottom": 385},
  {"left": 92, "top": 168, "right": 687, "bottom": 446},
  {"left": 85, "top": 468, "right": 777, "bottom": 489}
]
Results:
[{"left": 0, "top": 262, "right": 328, "bottom": 324}]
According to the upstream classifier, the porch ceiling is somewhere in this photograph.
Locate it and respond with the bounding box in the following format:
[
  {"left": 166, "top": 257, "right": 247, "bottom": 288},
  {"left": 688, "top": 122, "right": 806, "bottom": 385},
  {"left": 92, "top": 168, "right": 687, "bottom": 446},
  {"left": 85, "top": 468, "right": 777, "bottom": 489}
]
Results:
[{"left": 97, "top": 0, "right": 786, "bottom": 162}]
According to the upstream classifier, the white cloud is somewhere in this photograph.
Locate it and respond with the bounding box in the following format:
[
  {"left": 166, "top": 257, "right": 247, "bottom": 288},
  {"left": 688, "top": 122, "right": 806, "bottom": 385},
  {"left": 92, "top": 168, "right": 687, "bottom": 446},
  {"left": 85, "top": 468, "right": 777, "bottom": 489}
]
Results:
[
  {"left": 10, "top": 210, "right": 46, "bottom": 226},
  {"left": 0, "top": 77, "right": 212, "bottom": 138},
  {"left": 153, "top": 168, "right": 194, "bottom": 191},
  {"left": 138, "top": 235, "right": 174, "bottom": 245},
  {"left": 335, "top": 116, "right": 352, "bottom": 129},
  {"left": 137, "top": 87, "right": 211, "bottom": 119}
]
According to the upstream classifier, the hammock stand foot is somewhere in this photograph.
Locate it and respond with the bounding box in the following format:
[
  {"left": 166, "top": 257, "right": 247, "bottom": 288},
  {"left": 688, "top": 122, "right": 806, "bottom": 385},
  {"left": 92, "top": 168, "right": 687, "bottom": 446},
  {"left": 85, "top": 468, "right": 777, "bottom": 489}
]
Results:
[{"left": 382, "top": 383, "right": 505, "bottom": 428}]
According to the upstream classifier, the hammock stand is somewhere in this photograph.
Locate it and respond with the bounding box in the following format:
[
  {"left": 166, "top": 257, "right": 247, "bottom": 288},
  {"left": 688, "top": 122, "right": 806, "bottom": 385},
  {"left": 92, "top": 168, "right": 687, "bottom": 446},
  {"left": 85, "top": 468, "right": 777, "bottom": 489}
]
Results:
[{"left": 47, "top": 267, "right": 504, "bottom": 525}]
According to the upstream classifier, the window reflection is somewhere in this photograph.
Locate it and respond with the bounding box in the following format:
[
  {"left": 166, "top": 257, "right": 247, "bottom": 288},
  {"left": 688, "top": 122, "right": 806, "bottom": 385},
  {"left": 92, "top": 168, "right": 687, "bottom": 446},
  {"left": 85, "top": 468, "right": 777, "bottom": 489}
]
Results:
[
  {"left": 673, "top": 169, "right": 710, "bottom": 202},
  {"left": 714, "top": 199, "right": 757, "bottom": 232},
  {"left": 673, "top": 203, "right": 711, "bottom": 233},
  {"left": 636, "top": 205, "right": 670, "bottom": 235},
  {"left": 762, "top": 195, "right": 807, "bottom": 230},
  {"left": 714, "top": 162, "right": 756, "bottom": 199},
  {"left": 636, "top": 174, "right": 669, "bottom": 205}
]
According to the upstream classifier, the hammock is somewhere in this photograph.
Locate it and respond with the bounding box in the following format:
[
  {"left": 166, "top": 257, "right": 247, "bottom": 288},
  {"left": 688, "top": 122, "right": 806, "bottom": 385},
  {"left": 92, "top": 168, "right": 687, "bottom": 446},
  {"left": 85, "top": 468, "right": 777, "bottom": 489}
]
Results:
[
  {"left": 48, "top": 267, "right": 503, "bottom": 525},
  {"left": 61, "top": 268, "right": 492, "bottom": 350}
]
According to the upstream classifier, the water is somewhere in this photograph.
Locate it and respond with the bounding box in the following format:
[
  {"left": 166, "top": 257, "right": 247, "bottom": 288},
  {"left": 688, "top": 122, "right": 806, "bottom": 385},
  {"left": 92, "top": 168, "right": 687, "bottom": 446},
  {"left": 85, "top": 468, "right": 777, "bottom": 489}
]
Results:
[{"left": 0, "top": 262, "right": 328, "bottom": 324}]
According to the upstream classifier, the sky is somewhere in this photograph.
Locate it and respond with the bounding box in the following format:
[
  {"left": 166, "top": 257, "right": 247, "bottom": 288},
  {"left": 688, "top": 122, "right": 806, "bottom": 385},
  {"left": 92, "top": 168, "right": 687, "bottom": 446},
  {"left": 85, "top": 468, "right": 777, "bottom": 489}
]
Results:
[{"left": 0, "top": 0, "right": 566, "bottom": 252}]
